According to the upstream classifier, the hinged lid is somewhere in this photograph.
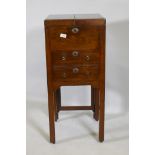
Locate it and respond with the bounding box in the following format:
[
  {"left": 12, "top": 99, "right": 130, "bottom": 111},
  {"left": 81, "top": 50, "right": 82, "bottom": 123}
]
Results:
[{"left": 44, "top": 14, "right": 106, "bottom": 27}]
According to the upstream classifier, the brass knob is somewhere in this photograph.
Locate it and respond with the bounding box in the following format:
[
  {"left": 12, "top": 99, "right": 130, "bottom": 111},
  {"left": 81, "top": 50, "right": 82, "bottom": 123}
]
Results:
[
  {"left": 72, "top": 51, "right": 79, "bottom": 57},
  {"left": 72, "top": 27, "right": 79, "bottom": 33},
  {"left": 86, "top": 55, "right": 90, "bottom": 61},
  {"left": 63, "top": 73, "right": 66, "bottom": 78},
  {"left": 62, "top": 56, "right": 66, "bottom": 61},
  {"left": 73, "top": 67, "right": 79, "bottom": 73}
]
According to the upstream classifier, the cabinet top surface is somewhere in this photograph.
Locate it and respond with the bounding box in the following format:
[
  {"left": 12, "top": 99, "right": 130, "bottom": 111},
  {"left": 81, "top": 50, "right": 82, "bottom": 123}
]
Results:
[
  {"left": 46, "top": 14, "right": 105, "bottom": 20},
  {"left": 45, "top": 14, "right": 106, "bottom": 26}
]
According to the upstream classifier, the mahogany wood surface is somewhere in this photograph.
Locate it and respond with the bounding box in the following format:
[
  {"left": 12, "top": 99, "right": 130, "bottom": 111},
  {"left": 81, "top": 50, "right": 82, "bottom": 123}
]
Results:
[
  {"left": 60, "top": 106, "right": 93, "bottom": 111},
  {"left": 48, "top": 26, "right": 99, "bottom": 50},
  {"left": 44, "top": 14, "right": 106, "bottom": 143},
  {"left": 52, "top": 50, "right": 99, "bottom": 65}
]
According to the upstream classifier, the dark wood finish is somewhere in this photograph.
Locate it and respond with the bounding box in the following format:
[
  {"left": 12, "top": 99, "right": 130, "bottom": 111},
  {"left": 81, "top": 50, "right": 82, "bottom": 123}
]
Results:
[
  {"left": 54, "top": 91, "right": 58, "bottom": 121},
  {"left": 91, "top": 87, "right": 99, "bottom": 121},
  {"left": 56, "top": 88, "right": 61, "bottom": 112},
  {"left": 98, "top": 24, "right": 106, "bottom": 142},
  {"left": 48, "top": 26, "right": 99, "bottom": 50},
  {"left": 44, "top": 14, "right": 106, "bottom": 143},
  {"left": 53, "top": 65, "right": 98, "bottom": 81},
  {"left": 91, "top": 87, "right": 95, "bottom": 112},
  {"left": 52, "top": 50, "right": 99, "bottom": 65},
  {"left": 55, "top": 88, "right": 61, "bottom": 121},
  {"left": 48, "top": 90, "right": 55, "bottom": 143},
  {"left": 44, "top": 14, "right": 105, "bottom": 27},
  {"left": 60, "top": 106, "right": 93, "bottom": 111},
  {"left": 52, "top": 80, "right": 99, "bottom": 88}
]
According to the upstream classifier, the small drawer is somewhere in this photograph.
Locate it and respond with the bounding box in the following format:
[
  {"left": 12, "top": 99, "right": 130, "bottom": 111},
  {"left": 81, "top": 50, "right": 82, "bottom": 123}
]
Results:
[
  {"left": 48, "top": 26, "right": 99, "bottom": 50},
  {"left": 52, "top": 65, "right": 99, "bottom": 81},
  {"left": 52, "top": 50, "right": 99, "bottom": 65}
]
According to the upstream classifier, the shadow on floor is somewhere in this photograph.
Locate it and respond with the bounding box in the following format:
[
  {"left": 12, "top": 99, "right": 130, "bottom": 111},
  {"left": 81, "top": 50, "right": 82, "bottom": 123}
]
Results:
[{"left": 27, "top": 99, "right": 128, "bottom": 143}]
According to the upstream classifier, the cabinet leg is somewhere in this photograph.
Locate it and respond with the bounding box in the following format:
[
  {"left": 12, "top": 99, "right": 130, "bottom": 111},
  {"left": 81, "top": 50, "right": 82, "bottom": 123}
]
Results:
[
  {"left": 91, "top": 87, "right": 95, "bottom": 112},
  {"left": 55, "top": 88, "right": 61, "bottom": 121},
  {"left": 99, "top": 87, "right": 105, "bottom": 142},
  {"left": 48, "top": 90, "right": 55, "bottom": 143},
  {"left": 94, "top": 88, "right": 99, "bottom": 121},
  {"left": 57, "top": 88, "right": 61, "bottom": 111},
  {"left": 55, "top": 91, "right": 58, "bottom": 122},
  {"left": 91, "top": 87, "right": 99, "bottom": 121}
]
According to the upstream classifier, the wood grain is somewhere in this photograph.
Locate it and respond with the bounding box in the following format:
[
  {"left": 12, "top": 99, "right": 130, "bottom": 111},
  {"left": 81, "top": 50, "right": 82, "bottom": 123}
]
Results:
[{"left": 44, "top": 14, "right": 106, "bottom": 143}]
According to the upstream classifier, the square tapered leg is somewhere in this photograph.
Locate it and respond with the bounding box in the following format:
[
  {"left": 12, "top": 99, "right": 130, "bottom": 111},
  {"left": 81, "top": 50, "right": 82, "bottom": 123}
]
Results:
[
  {"left": 99, "top": 87, "right": 105, "bottom": 142},
  {"left": 55, "top": 88, "right": 61, "bottom": 121},
  {"left": 94, "top": 88, "right": 99, "bottom": 121},
  {"left": 48, "top": 90, "right": 55, "bottom": 143},
  {"left": 91, "top": 87, "right": 99, "bottom": 121}
]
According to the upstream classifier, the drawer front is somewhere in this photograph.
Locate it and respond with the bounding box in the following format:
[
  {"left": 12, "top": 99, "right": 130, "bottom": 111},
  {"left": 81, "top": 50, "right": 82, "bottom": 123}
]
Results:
[
  {"left": 53, "top": 65, "right": 99, "bottom": 81},
  {"left": 48, "top": 26, "right": 99, "bottom": 50},
  {"left": 52, "top": 50, "right": 99, "bottom": 65}
]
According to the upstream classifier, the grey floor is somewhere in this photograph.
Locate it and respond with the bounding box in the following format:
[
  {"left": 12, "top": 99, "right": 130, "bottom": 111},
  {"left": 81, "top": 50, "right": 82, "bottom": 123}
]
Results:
[{"left": 27, "top": 100, "right": 129, "bottom": 155}]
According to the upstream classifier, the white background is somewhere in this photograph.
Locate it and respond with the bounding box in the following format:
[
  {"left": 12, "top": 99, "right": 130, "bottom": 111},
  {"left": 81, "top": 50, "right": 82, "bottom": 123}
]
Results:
[
  {"left": 0, "top": 0, "right": 155, "bottom": 155},
  {"left": 26, "top": 1, "right": 129, "bottom": 154},
  {"left": 27, "top": 0, "right": 129, "bottom": 115}
]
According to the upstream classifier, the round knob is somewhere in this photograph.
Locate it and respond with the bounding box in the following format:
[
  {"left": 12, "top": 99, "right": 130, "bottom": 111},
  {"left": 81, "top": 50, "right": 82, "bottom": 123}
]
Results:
[
  {"left": 73, "top": 67, "right": 79, "bottom": 74},
  {"left": 63, "top": 73, "right": 66, "bottom": 78},
  {"left": 62, "top": 56, "right": 66, "bottom": 61},
  {"left": 72, "top": 27, "right": 79, "bottom": 33},
  {"left": 86, "top": 55, "right": 90, "bottom": 61},
  {"left": 72, "top": 51, "right": 79, "bottom": 57}
]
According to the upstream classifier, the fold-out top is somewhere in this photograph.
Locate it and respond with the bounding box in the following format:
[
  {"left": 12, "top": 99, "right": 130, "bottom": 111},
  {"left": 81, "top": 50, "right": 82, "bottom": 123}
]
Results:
[{"left": 44, "top": 14, "right": 106, "bottom": 27}]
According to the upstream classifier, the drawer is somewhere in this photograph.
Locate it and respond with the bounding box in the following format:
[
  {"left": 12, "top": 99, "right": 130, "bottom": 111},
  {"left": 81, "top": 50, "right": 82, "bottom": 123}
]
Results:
[
  {"left": 48, "top": 26, "right": 99, "bottom": 50},
  {"left": 52, "top": 50, "right": 99, "bottom": 65},
  {"left": 52, "top": 65, "right": 99, "bottom": 81}
]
